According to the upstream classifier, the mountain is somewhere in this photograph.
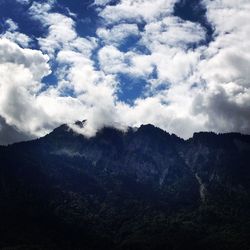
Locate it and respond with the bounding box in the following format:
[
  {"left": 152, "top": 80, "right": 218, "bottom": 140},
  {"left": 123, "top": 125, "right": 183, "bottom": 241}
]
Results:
[{"left": 1, "top": 123, "right": 250, "bottom": 250}]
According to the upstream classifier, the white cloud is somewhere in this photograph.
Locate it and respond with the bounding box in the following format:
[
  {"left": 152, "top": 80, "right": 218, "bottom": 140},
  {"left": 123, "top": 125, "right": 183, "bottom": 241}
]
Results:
[
  {"left": 98, "top": 45, "right": 154, "bottom": 77},
  {"left": 38, "top": 13, "right": 77, "bottom": 55},
  {"left": 96, "top": 0, "right": 250, "bottom": 137},
  {"left": 29, "top": 1, "right": 77, "bottom": 56},
  {"left": 0, "top": 38, "right": 120, "bottom": 140},
  {"left": 190, "top": 0, "right": 250, "bottom": 134},
  {"left": 94, "top": 0, "right": 113, "bottom": 6},
  {"left": 97, "top": 23, "right": 139, "bottom": 45},
  {"left": 0, "top": 38, "right": 50, "bottom": 79},
  {"left": 99, "top": 0, "right": 176, "bottom": 23},
  {"left": 5, "top": 18, "right": 18, "bottom": 31},
  {"left": 2, "top": 0, "right": 250, "bottom": 144},
  {"left": 98, "top": 23, "right": 202, "bottom": 86},
  {"left": 28, "top": 0, "right": 55, "bottom": 18},
  {"left": 25, "top": 1, "right": 121, "bottom": 137},
  {"left": 97, "top": 4, "right": 206, "bottom": 86},
  {"left": 147, "top": 47, "right": 200, "bottom": 86},
  {"left": 16, "top": 0, "right": 31, "bottom": 5},
  {"left": 0, "top": 38, "right": 51, "bottom": 135},
  {"left": 141, "top": 16, "right": 205, "bottom": 50},
  {"left": 116, "top": 92, "right": 205, "bottom": 139},
  {"left": 98, "top": 45, "right": 126, "bottom": 74},
  {"left": 29, "top": 1, "right": 97, "bottom": 57},
  {"left": 0, "top": 19, "right": 31, "bottom": 47}
]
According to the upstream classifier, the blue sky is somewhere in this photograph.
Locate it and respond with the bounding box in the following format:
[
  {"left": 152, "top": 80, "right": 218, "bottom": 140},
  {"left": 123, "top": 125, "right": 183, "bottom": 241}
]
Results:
[{"left": 0, "top": 0, "right": 250, "bottom": 144}]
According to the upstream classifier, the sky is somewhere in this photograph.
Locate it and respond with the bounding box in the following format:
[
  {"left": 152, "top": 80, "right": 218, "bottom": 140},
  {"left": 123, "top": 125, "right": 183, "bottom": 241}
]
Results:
[{"left": 0, "top": 0, "right": 250, "bottom": 144}]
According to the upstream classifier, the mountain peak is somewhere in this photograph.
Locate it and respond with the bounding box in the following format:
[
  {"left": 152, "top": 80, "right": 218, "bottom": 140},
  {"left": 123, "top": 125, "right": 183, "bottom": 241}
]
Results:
[{"left": 74, "top": 120, "right": 86, "bottom": 128}]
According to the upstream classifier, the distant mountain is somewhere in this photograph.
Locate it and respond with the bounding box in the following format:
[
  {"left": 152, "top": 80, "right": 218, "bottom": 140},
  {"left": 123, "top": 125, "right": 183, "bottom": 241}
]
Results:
[{"left": 1, "top": 123, "right": 250, "bottom": 250}]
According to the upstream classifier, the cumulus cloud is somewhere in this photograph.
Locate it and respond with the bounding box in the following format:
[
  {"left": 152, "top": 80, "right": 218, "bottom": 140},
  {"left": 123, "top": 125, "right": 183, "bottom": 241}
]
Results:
[
  {"left": 15, "top": 0, "right": 31, "bottom": 5},
  {"left": 97, "top": 23, "right": 139, "bottom": 45},
  {"left": 29, "top": 0, "right": 98, "bottom": 58},
  {"left": 0, "top": 19, "right": 31, "bottom": 47},
  {"left": 95, "top": 0, "right": 250, "bottom": 137},
  {"left": 191, "top": 0, "right": 250, "bottom": 134},
  {"left": 29, "top": 1, "right": 78, "bottom": 56},
  {"left": 1, "top": 0, "right": 250, "bottom": 144},
  {"left": 94, "top": 0, "right": 113, "bottom": 7},
  {"left": 0, "top": 38, "right": 51, "bottom": 135},
  {"left": 141, "top": 16, "right": 206, "bottom": 50},
  {"left": 98, "top": 45, "right": 155, "bottom": 78},
  {"left": 0, "top": 1, "right": 120, "bottom": 143},
  {"left": 0, "top": 37, "right": 119, "bottom": 141},
  {"left": 116, "top": 91, "right": 206, "bottom": 139},
  {"left": 99, "top": 0, "right": 176, "bottom": 23},
  {"left": 55, "top": 48, "right": 121, "bottom": 136},
  {"left": 97, "top": 16, "right": 204, "bottom": 85}
]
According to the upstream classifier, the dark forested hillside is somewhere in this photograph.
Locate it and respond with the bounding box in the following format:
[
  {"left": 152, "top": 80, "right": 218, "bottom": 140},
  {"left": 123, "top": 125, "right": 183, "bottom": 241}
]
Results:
[{"left": 1, "top": 122, "right": 250, "bottom": 250}]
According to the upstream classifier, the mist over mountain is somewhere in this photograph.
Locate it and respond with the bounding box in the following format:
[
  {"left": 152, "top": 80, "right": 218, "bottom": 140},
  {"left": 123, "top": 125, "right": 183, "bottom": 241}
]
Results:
[{"left": 1, "top": 122, "right": 250, "bottom": 250}]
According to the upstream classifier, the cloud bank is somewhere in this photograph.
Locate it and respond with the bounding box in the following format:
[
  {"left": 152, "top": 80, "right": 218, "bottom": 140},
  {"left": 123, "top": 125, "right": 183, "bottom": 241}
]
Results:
[{"left": 0, "top": 0, "right": 250, "bottom": 144}]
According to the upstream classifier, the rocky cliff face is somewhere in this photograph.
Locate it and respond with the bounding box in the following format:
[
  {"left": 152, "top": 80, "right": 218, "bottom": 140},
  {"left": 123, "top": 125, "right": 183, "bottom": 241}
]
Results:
[{"left": 1, "top": 124, "right": 250, "bottom": 250}]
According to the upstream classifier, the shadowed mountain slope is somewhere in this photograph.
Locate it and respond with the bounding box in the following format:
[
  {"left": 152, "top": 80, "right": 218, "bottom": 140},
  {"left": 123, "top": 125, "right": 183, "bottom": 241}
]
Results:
[{"left": 1, "top": 123, "right": 250, "bottom": 249}]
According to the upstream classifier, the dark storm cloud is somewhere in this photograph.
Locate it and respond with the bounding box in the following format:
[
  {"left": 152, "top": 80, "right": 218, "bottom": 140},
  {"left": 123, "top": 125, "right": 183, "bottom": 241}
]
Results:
[
  {"left": 193, "top": 86, "right": 250, "bottom": 135},
  {"left": 0, "top": 116, "right": 32, "bottom": 145}
]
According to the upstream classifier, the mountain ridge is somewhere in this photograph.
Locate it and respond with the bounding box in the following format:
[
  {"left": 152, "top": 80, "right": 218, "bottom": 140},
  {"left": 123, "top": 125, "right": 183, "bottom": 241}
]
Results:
[
  {"left": 2, "top": 121, "right": 249, "bottom": 147},
  {"left": 1, "top": 123, "right": 250, "bottom": 249}
]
